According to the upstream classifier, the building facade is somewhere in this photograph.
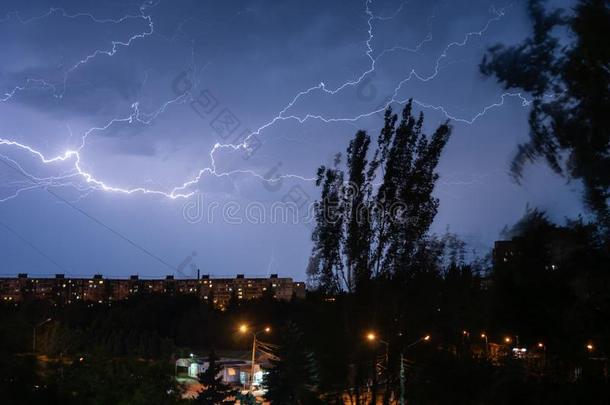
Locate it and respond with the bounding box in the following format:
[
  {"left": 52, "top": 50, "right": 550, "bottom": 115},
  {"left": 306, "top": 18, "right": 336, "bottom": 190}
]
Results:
[{"left": 0, "top": 273, "right": 305, "bottom": 307}]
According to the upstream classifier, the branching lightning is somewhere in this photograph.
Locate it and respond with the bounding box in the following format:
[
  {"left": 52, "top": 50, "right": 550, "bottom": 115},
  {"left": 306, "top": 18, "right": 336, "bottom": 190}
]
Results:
[{"left": 0, "top": 0, "right": 532, "bottom": 203}]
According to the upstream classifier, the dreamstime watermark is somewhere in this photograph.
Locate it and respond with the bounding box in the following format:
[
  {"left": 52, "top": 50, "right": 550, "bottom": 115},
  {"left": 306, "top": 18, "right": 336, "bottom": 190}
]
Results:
[
  {"left": 181, "top": 187, "right": 418, "bottom": 228},
  {"left": 176, "top": 250, "right": 199, "bottom": 278},
  {"left": 258, "top": 159, "right": 316, "bottom": 231},
  {"left": 171, "top": 69, "right": 262, "bottom": 159},
  {"left": 182, "top": 194, "right": 315, "bottom": 225},
  {"left": 356, "top": 71, "right": 394, "bottom": 119}
]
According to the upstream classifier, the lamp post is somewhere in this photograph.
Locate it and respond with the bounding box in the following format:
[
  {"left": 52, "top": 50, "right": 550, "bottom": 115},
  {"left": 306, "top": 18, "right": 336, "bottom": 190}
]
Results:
[
  {"left": 400, "top": 335, "right": 431, "bottom": 405},
  {"left": 537, "top": 342, "right": 546, "bottom": 367},
  {"left": 366, "top": 332, "right": 430, "bottom": 405},
  {"left": 366, "top": 332, "right": 389, "bottom": 364},
  {"left": 32, "top": 318, "right": 52, "bottom": 353},
  {"left": 365, "top": 332, "right": 388, "bottom": 405},
  {"left": 480, "top": 333, "right": 489, "bottom": 354},
  {"left": 239, "top": 324, "right": 271, "bottom": 391}
]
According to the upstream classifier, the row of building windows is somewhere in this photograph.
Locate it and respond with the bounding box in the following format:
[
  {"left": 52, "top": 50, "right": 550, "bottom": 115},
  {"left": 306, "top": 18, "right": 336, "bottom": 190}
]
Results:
[{"left": 0, "top": 274, "right": 305, "bottom": 307}]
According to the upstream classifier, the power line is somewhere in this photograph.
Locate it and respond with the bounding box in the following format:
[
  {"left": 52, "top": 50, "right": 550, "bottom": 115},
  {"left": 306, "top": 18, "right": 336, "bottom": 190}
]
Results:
[
  {"left": 0, "top": 218, "right": 69, "bottom": 273},
  {"left": 0, "top": 157, "right": 177, "bottom": 272}
]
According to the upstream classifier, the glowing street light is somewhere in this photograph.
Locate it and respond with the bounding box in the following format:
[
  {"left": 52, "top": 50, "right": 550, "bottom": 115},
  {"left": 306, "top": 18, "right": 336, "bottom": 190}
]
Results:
[
  {"left": 238, "top": 324, "right": 271, "bottom": 391},
  {"left": 480, "top": 333, "right": 489, "bottom": 354},
  {"left": 365, "top": 330, "right": 390, "bottom": 394},
  {"left": 586, "top": 343, "right": 594, "bottom": 352},
  {"left": 32, "top": 318, "right": 52, "bottom": 353},
  {"left": 365, "top": 331, "right": 429, "bottom": 405},
  {"left": 504, "top": 336, "right": 512, "bottom": 344},
  {"left": 403, "top": 334, "right": 431, "bottom": 348}
]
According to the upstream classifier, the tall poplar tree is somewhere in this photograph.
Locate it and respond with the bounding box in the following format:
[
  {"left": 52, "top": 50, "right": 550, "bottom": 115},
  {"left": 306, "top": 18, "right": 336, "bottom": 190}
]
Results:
[{"left": 308, "top": 100, "right": 452, "bottom": 292}]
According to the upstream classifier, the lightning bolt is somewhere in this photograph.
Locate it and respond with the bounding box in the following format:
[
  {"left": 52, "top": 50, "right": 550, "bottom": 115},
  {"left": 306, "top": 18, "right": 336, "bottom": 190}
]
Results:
[
  {"left": 0, "top": 0, "right": 535, "bottom": 203},
  {"left": 1, "top": 2, "right": 156, "bottom": 101}
]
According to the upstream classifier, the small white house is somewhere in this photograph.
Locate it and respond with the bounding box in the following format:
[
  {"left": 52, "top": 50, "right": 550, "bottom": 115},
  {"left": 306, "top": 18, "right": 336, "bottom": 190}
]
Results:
[{"left": 176, "top": 356, "right": 264, "bottom": 387}]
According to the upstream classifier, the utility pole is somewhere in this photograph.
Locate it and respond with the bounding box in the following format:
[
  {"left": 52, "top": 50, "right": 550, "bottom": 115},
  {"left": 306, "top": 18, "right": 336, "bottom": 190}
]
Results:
[
  {"left": 32, "top": 318, "right": 52, "bottom": 353},
  {"left": 238, "top": 324, "right": 271, "bottom": 391},
  {"left": 250, "top": 333, "right": 257, "bottom": 390}
]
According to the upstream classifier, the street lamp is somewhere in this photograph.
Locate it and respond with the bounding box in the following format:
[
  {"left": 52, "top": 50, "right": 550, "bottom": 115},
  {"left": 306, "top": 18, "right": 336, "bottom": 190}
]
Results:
[
  {"left": 405, "top": 334, "right": 430, "bottom": 348},
  {"left": 239, "top": 324, "right": 271, "bottom": 391},
  {"left": 586, "top": 343, "right": 594, "bottom": 352},
  {"left": 365, "top": 331, "right": 389, "bottom": 363},
  {"left": 480, "top": 333, "right": 489, "bottom": 354},
  {"left": 365, "top": 331, "right": 431, "bottom": 401},
  {"left": 365, "top": 331, "right": 389, "bottom": 368},
  {"left": 401, "top": 334, "right": 431, "bottom": 405},
  {"left": 365, "top": 331, "right": 390, "bottom": 405},
  {"left": 32, "top": 318, "right": 52, "bottom": 353}
]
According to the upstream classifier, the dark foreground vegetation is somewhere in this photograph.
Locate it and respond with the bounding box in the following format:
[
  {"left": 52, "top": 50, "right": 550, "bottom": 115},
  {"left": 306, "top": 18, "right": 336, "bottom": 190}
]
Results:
[
  {"left": 1, "top": 0, "right": 608, "bottom": 403},
  {"left": 0, "top": 213, "right": 609, "bottom": 404}
]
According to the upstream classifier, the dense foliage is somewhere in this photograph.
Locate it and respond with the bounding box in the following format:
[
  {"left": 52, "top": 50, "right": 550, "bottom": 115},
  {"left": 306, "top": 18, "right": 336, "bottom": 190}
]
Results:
[
  {"left": 264, "top": 322, "right": 321, "bottom": 405},
  {"left": 481, "top": 0, "right": 610, "bottom": 229},
  {"left": 195, "top": 350, "right": 235, "bottom": 404},
  {"left": 308, "top": 101, "right": 451, "bottom": 293}
]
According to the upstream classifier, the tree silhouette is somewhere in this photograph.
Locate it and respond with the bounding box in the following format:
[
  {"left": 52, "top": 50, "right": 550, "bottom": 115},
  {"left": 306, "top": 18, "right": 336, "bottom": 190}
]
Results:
[
  {"left": 481, "top": 0, "right": 610, "bottom": 229},
  {"left": 195, "top": 350, "right": 235, "bottom": 404},
  {"left": 264, "top": 322, "right": 321, "bottom": 405},
  {"left": 308, "top": 101, "right": 452, "bottom": 292},
  {"left": 308, "top": 154, "right": 345, "bottom": 293}
]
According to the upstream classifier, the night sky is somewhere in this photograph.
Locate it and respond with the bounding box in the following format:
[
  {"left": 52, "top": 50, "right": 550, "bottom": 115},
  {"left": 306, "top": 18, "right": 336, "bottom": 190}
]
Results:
[{"left": 0, "top": 0, "right": 584, "bottom": 280}]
